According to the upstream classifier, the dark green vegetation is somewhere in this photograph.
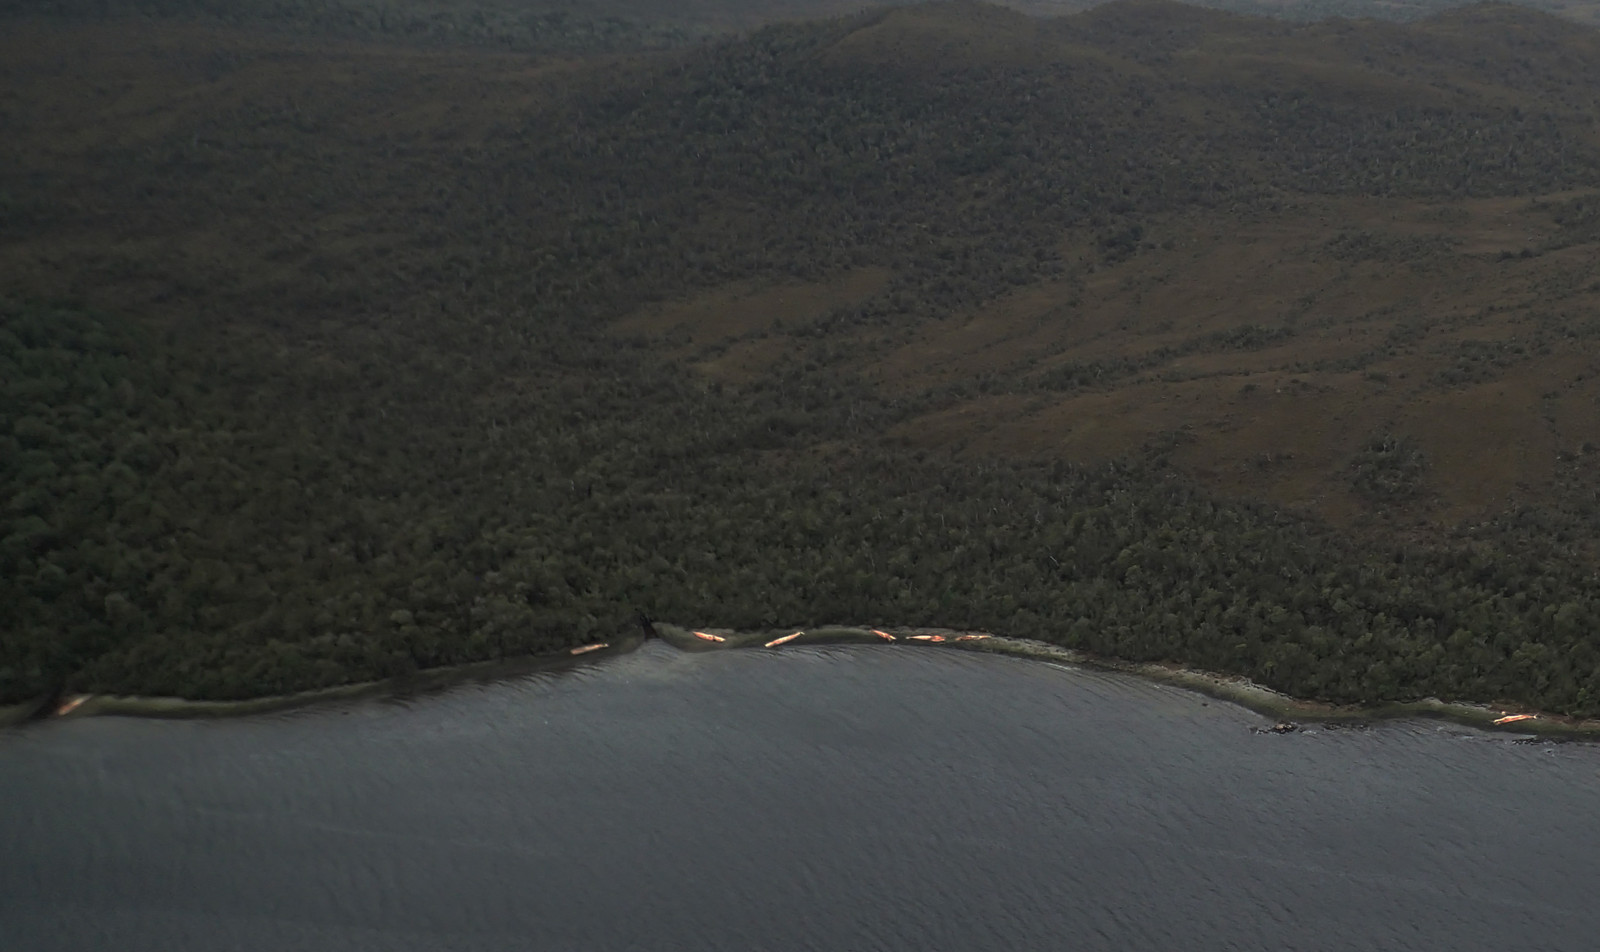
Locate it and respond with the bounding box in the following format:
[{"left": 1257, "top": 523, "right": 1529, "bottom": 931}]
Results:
[
  {"left": 1348, "top": 434, "right": 1428, "bottom": 501},
  {"left": 11, "top": 295, "right": 1600, "bottom": 712},
  {"left": 11, "top": 294, "right": 1600, "bottom": 710},
  {"left": 8, "top": 0, "right": 1600, "bottom": 716}
]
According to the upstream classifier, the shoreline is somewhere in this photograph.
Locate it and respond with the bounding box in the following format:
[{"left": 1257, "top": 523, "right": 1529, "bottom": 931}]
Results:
[
  {"left": 938, "top": 632, "right": 1600, "bottom": 739},
  {"left": 0, "top": 633, "right": 646, "bottom": 727},
  {"left": 7, "top": 624, "right": 1598, "bottom": 739}
]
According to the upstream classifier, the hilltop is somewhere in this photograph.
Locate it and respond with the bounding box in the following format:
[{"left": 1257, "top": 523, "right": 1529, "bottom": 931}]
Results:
[{"left": 6, "top": 1, "right": 1600, "bottom": 717}]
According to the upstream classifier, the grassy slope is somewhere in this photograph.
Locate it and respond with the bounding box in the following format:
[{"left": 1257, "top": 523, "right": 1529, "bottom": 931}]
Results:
[
  {"left": 8, "top": 1, "right": 1600, "bottom": 714},
  {"left": 610, "top": 1, "right": 1600, "bottom": 531}
]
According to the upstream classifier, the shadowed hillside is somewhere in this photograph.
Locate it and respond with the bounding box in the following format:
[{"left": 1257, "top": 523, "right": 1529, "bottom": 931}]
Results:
[{"left": 8, "top": 0, "right": 1600, "bottom": 717}]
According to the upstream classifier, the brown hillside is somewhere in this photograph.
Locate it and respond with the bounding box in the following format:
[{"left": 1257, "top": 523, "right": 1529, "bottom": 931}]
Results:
[
  {"left": 618, "top": 190, "right": 1600, "bottom": 528},
  {"left": 597, "top": 1, "right": 1600, "bottom": 534},
  {"left": 7, "top": 3, "right": 1600, "bottom": 538}
]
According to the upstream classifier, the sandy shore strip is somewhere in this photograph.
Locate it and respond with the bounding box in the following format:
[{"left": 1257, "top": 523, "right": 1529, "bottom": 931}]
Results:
[
  {"left": 0, "top": 634, "right": 644, "bottom": 726},
  {"left": 929, "top": 631, "right": 1600, "bottom": 739},
  {"left": 656, "top": 624, "right": 1600, "bottom": 739},
  {"left": 7, "top": 624, "right": 1599, "bottom": 738}
]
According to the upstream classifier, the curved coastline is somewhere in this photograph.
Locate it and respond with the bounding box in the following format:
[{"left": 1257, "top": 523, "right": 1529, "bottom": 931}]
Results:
[
  {"left": 943, "top": 634, "right": 1600, "bottom": 739},
  {"left": 7, "top": 624, "right": 1599, "bottom": 739},
  {"left": 0, "top": 633, "right": 647, "bottom": 727}
]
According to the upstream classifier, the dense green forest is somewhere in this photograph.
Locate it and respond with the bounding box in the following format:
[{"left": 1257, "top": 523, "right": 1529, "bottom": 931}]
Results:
[
  {"left": 8, "top": 1, "right": 1600, "bottom": 716},
  {"left": 10, "top": 293, "right": 1600, "bottom": 715}
]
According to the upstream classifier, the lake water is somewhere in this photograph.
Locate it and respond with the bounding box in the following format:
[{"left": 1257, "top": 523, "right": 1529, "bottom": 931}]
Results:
[{"left": 5, "top": 643, "right": 1600, "bottom": 951}]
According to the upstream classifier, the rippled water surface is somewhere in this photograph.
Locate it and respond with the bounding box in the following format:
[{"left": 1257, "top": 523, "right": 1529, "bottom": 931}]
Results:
[{"left": 6, "top": 644, "right": 1600, "bottom": 951}]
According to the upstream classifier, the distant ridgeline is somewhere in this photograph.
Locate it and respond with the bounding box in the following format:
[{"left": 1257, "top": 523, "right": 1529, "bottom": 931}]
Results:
[
  {"left": 1196, "top": 0, "right": 1580, "bottom": 24},
  {"left": 8, "top": 296, "right": 1600, "bottom": 716},
  {"left": 0, "top": 0, "right": 700, "bottom": 51},
  {"left": 3, "top": 0, "right": 1594, "bottom": 42}
]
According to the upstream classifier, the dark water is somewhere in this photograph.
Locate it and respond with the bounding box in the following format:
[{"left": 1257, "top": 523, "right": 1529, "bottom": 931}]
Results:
[{"left": 5, "top": 644, "right": 1600, "bottom": 952}]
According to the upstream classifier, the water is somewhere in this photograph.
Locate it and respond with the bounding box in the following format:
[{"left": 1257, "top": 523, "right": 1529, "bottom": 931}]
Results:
[{"left": 5, "top": 643, "right": 1599, "bottom": 951}]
